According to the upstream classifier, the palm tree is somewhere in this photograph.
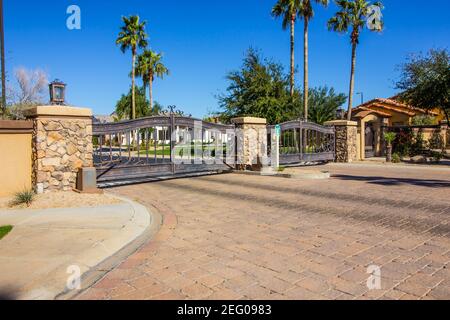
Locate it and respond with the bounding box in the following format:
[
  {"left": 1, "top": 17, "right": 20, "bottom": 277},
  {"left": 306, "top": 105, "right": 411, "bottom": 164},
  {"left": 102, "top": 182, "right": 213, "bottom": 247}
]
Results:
[
  {"left": 328, "top": 0, "right": 383, "bottom": 120},
  {"left": 136, "top": 50, "right": 169, "bottom": 113},
  {"left": 298, "top": 0, "right": 329, "bottom": 121},
  {"left": 116, "top": 15, "right": 148, "bottom": 119},
  {"left": 272, "top": 0, "right": 303, "bottom": 99}
]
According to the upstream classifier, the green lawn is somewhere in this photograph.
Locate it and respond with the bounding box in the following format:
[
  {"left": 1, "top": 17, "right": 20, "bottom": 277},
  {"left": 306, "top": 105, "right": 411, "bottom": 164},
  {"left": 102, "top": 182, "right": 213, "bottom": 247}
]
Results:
[
  {"left": 280, "top": 146, "right": 321, "bottom": 154},
  {"left": 0, "top": 225, "right": 13, "bottom": 240},
  {"left": 139, "top": 149, "right": 172, "bottom": 156},
  {"left": 139, "top": 145, "right": 227, "bottom": 157}
]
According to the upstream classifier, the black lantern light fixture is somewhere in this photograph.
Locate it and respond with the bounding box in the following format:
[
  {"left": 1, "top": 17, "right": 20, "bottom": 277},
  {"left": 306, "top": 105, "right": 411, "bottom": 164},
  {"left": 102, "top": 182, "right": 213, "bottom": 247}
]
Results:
[
  {"left": 336, "top": 108, "right": 345, "bottom": 120},
  {"left": 49, "top": 79, "right": 66, "bottom": 105}
]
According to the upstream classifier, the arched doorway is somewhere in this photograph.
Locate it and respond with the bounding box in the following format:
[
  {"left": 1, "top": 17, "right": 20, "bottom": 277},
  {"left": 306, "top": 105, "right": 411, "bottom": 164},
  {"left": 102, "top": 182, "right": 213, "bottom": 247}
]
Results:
[
  {"left": 352, "top": 110, "right": 391, "bottom": 160},
  {"left": 365, "top": 122, "right": 376, "bottom": 158}
]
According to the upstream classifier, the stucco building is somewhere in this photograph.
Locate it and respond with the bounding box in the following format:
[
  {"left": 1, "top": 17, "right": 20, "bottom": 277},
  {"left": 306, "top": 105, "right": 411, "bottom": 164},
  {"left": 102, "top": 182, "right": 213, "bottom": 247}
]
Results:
[
  {"left": 352, "top": 98, "right": 440, "bottom": 127},
  {"left": 350, "top": 98, "right": 447, "bottom": 160}
]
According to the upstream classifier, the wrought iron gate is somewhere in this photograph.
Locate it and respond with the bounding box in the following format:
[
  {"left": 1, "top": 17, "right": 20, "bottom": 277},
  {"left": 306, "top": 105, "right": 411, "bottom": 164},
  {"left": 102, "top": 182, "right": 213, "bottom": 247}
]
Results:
[
  {"left": 92, "top": 114, "right": 235, "bottom": 187},
  {"left": 268, "top": 120, "right": 335, "bottom": 165}
]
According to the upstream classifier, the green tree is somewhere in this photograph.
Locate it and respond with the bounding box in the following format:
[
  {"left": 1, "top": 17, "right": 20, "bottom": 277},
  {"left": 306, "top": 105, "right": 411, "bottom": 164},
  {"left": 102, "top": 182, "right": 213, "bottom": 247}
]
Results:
[
  {"left": 217, "top": 49, "right": 345, "bottom": 125},
  {"left": 136, "top": 50, "right": 169, "bottom": 113},
  {"left": 306, "top": 86, "right": 347, "bottom": 124},
  {"left": 115, "top": 86, "right": 164, "bottom": 120},
  {"left": 218, "top": 48, "right": 299, "bottom": 125},
  {"left": 272, "top": 0, "right": 303, "bottom": 98},
  {"left": 116, "top": 15, "right": 148, "bottom": 120},
  {"left": 328, "top": 0, "right": 384, "bottom": 120},
  {"left": 396, "top": 49, "right": 450, "bottom": 124}
]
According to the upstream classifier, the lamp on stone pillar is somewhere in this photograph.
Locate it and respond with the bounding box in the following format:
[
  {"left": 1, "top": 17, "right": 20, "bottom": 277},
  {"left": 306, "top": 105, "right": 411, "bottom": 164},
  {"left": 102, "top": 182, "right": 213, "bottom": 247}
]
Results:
[
  {"left": 336, "top": 108, "right": 345, "bottom": 120},
  {"left": 49, "top": 79, "right": 66, "bottom": 105}
]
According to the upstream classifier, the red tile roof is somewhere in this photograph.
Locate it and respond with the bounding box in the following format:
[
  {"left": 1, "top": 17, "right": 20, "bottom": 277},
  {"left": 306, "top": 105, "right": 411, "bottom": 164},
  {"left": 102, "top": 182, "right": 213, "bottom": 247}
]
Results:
[
  {"left": 353, "top": 98, "right": 438, "bottom": 116},
  {"left": 352, "top": 106, "right": 392, "bottom": 118}
]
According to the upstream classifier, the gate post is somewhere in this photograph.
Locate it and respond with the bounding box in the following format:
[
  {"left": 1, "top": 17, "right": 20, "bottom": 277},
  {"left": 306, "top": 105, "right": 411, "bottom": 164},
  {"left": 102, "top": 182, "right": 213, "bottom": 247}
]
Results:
[
  {"left": 231, "top": 117, "right": 267, "bottom": 171},
  {"left": 324, "top": 120, "right": 358, "bottom": 163},
  {"left": 24, "top": 105, "right": 94, "bottom": 193}
]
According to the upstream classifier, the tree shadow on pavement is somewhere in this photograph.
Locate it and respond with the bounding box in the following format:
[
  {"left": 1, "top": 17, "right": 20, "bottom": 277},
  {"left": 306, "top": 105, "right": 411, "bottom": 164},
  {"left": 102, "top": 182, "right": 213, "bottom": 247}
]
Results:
[
  {"left": 196, "top": 175, "right": 449, "bottom": 213},
  {"left": 333, "top": 174, "right": 450, "bottom": 188},
  {"left": 154, "top": 180, "right": 450, "bottom": 237}
]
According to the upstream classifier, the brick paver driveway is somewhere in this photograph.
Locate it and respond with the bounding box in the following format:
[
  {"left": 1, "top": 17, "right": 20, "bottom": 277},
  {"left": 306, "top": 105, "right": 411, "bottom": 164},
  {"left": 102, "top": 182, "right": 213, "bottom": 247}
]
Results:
[{"left": 79, "top": 164, "right": 450, "bottom": 300}]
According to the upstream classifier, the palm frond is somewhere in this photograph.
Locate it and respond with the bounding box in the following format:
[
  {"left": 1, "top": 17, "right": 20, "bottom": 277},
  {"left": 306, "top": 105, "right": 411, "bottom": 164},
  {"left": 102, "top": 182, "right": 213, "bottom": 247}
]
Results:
[
  {"left": 135, "top": 49, "right": 169, "bottom": 83},
  {"left": 328, "top": 0, "right": 384, "bottom": 41},
  {"left": 115, "top": 15, "right": 149, "bottom": 53}
]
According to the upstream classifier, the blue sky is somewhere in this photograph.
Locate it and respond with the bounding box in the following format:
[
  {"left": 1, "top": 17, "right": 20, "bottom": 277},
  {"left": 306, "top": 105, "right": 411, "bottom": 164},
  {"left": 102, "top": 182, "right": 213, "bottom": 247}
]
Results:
[{"left": 5, "top": 0, "right": 450, "bottom": 117}]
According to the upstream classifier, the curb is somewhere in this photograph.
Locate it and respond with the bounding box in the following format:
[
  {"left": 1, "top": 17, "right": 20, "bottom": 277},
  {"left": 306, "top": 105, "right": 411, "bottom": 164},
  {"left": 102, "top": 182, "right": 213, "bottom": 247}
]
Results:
[
  {"left": 56, "top": 194, "right": 161, "bottom": 300},
  {"left": 329, "top": 161, "right": 450, "bottom": 172},
  {"left": 69, "top": 196, "right": 179, "bottom": 300}
]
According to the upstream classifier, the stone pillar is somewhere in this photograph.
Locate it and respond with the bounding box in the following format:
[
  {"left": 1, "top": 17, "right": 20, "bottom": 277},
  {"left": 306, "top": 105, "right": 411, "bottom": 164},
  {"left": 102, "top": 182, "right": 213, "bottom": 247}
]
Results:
[
  {"left": 324, "top": 120, "right": 358, "bottom": 163},
  {"left": 231, "top": 117, "right": 267, "bottom": 171},
  {"left": 25, "top": 106, "right": 93, "bottom": 193}
]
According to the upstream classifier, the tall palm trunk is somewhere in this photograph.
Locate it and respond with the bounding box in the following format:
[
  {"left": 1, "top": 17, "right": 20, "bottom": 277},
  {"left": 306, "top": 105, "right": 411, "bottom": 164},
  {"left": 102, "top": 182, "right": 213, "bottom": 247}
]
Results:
[
  {"left": 347, "top": 41, "right": 357, "bottom": 121},
  {"left": 131, "top": 48, "right": 136, "bottom": 120},
  {"left": 149, "top": 74, "right": 153, "bottom": 114},
  {"left": 303, "top": 18, "right": 309, "bottom": 121},
  {"left": 0, "top": 0, "right": 6, "bottom": 117},
  {"left": 142, "top": 81, "right": 148, "bottom": 113},
  {"left": 289, "top": 14, "right": 295, "bottom": 98}
]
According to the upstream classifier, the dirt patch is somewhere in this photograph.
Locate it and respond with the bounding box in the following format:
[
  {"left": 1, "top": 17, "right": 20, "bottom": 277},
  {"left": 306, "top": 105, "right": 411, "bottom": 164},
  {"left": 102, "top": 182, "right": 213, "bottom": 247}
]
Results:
[{"left": 0, "top": 191, "right": 122, "bottom": 210}]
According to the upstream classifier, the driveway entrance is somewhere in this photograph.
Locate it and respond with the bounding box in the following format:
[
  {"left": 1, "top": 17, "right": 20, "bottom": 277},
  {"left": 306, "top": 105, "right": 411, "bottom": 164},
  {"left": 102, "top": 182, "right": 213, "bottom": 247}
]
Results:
[
  {"left": 365, "top": 122, "right": 376, "bottom": 158},
  {"left": 79, "top": 164, "right": 450, "bottom": 300}
]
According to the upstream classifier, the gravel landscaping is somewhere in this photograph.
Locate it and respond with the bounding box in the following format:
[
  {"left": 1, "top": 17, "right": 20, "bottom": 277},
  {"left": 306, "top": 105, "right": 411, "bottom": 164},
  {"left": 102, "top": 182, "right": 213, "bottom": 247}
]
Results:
[{"left": 0, "top": 191, "right": 122, "bottom": 210}]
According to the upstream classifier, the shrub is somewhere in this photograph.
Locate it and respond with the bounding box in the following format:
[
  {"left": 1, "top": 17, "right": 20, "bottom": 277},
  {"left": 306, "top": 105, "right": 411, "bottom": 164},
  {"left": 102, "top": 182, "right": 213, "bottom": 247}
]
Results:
[
  {"left": 4, "top": 104, "right": 31, "bottom": 120},
  {"left": 411, "top": 115, "right": 436, "bottom": 126},
  {"left": 392, "top": 128, "right": 413, "bottom": 157},
  {"left": 429, "top": 130, "right": 445, "bottom": 150},
  {"left": 12, "top": 189, "right": 35, "bottom": 207},
  {"left": 392, "top": 153, "right": 401, "bottom": 163},
  {"left": 431, "top": 151, "right": 444, "bottom": 163},
  {"left": 92, "top": 136, "right": 99, "bottom": 147},
  {"left": 410, "top": 132, "right": 428, "bottom": 156},
  {"left": 392, "top": 126, "right": 446, "bottom": 159}
]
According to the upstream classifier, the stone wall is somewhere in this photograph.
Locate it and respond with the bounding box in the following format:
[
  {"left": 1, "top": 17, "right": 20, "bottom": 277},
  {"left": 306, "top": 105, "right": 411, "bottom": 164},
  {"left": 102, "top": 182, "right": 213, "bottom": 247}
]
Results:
[
  {"left": 325, "top": 120, "right": 358, "bottom": 163},
  {"left": 26, "top": 106, "right": 93, "bottom": 193}
]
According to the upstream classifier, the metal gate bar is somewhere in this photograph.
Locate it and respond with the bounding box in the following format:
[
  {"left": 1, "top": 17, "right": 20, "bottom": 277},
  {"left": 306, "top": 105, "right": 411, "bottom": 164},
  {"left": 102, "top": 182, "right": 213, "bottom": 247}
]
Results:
[
  {"left": 93, "top": 115, "right": 235, "bottom": 185},
  {"left": 268, "top": 120, "right": 335, "bottom": 165}
]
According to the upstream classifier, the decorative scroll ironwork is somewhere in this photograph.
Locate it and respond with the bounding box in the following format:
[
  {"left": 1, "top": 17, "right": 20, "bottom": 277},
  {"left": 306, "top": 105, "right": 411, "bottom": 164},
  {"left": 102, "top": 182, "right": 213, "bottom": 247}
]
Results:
[
  {"left": 93, "top": 115, "right": 335, "bottom": 185},
  {"left": 268, "top": 120, "right": 335, "bottom": 164},
  {"left": 92, "top": 115, "right": 235, "bottom": 185}
]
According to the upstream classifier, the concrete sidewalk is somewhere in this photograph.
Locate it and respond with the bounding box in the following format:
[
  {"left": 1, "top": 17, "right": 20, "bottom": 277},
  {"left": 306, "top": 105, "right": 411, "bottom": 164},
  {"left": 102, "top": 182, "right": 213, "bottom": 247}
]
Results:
[{"left": 0, "top": 196, "right": 153, "bottom": 300}]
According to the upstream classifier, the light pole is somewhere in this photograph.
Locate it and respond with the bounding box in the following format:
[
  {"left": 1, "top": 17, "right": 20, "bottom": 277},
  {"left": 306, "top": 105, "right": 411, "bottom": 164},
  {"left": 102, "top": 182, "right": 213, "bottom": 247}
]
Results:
[
  {"left": 356, "top": 92, "right": 364, "bottom": 105},
  {"left": 0, "top": 0, "right": 5, "bottom": 117}
]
